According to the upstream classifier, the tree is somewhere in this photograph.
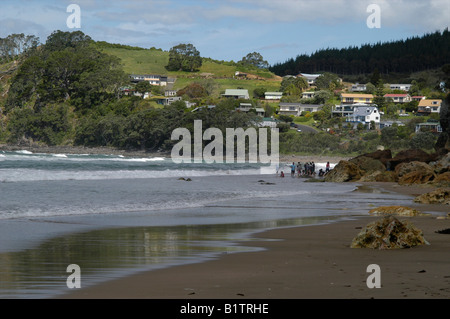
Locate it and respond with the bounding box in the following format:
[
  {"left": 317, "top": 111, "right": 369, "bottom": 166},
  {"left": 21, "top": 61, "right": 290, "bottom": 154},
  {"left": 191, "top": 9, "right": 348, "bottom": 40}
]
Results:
[
  {"left": 239, "top": 52, "right": 269, "bottom": 69},
  {"left": 134, "top": 81, "right": 152, "bottom": 98},
  {"left": 314, "top": 73, "right": 341, "bottom": 90},
  {"left": 280, "top": 76, "right": 308, "bottom": 93},
  {"left": 278, "top": 114, "right": 293, "bottom": 123},
  {"left": 253, "top": 87, "right": 267, "bottom": 99},
  {"left": 372, "top": 79, "right": 386, "bottom": 110},
  {"left": 166, "top": 43, "right": 202, "bottom": 72},
  {"left": 44, "top": 30, "right": 91, "bottom": 52}
]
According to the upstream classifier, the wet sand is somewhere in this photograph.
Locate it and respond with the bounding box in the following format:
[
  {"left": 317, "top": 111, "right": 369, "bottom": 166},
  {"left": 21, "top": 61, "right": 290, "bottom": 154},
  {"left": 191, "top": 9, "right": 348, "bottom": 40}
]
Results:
[{"left": 61, "top": 182, "right": 450, "bottom": 299}]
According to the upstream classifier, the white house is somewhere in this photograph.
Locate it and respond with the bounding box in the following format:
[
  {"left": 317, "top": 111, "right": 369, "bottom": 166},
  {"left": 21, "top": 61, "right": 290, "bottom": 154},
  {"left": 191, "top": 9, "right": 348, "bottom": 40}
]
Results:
[
  {"left": 264, "top": 92, "right": 283, "bottom": 100},
  {"left": 298, "top": 73, "right": 321, "bottom": 86},
  {"left": 236, "top": 103, "right": 265, "bottom": 117},
  {"left": 350, "top": 83, "right": 367, "bottom": 92},
  {"left": 389, "top": 84, "right": 412, "bottom": 91},
  {"left": 279, "top": 103, "right": 322, "bottom": 117},
  {"left": 222, "top": 89, "right": 250, "bottom": 100},
  {"left": 384, "top": 94, "right": 412, "bottom": 103},
  {"left": 347, "top": 106, "right": 380, "bottom": 127},
  {"left": 130, "top": 74, "right": 168, "bottom": 86},
  {"left": 301, "top": 91, "right": 316, "bottom": 99}
]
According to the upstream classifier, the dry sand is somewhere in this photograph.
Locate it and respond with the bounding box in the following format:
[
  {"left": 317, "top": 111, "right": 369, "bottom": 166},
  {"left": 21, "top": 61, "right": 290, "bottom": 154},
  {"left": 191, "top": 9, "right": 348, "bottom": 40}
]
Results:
[{"left": 61, "top": 182, "right": 450, "bottom": 300}]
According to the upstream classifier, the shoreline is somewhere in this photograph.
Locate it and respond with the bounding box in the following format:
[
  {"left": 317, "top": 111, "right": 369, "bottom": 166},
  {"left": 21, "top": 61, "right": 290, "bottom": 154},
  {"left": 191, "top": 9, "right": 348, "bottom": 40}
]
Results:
[
  {"left": 60, "top": 182, "right": 450, "bottom": 299},
  {"left": 0, "top": 144, "right": 350, "bottom": 163}
]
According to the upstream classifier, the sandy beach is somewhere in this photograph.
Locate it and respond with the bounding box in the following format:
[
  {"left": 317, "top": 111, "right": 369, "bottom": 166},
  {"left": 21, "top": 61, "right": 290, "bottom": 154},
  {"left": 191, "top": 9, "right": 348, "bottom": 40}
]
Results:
[{"left": 60, "top": 182, "right": 450, "bottom": 299}]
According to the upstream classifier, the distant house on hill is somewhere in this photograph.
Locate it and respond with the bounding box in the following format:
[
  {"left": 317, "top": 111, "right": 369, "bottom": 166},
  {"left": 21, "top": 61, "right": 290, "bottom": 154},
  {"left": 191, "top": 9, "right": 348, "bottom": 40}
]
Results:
[
  {"left": 384, "top": 94, "right": 411, "bottom": 103},
  {"left": 347, "top": 105, "right": 380, "bottom": 128},
  {"left": 264, "top": 92, "right": 283, "bottom": 100},
  {"left": 411, "top": 96, "right": 426, "bottom": 102},
  {"left": 222, "top": 89, "right": 250, "bottom": 100},
  {"left": 350, "top": 83, "right": 367, "bottom": 92},
  {"left": 415, "top": 122, "right": 442, "bottom": 133},
  {"left": 389, "top": 84, "right": 412, "bottom": 91},
  {"left": 130, "top": 74, "right": 168, "bottom": 86},
  {"left": 301, "top": 91, "right": 316, "bottom": 99},
  {"left": 417, "top": 99, "right": 442, "bottom": 115},
  {"left": 236, "top": 103, "right": 265, "bottom": 116},
  {"left": 279, "top": 103, "right": 322, "bottom": 117},
  {"left": 340, "top": 93, "right": 374, "bottom": 105},
  {"left": 297, "top": 73, "right": 321, "bottom": 86}
]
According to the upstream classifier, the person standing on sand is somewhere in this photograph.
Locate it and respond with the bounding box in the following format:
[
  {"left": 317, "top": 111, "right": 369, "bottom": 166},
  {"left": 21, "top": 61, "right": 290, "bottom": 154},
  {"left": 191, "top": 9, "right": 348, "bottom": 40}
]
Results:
[
  {"left": 291, "top": 162, "right": 296, "bottom": 177},
  {"left": 326, "top": 161, "right": 330, "bottom": 173}
]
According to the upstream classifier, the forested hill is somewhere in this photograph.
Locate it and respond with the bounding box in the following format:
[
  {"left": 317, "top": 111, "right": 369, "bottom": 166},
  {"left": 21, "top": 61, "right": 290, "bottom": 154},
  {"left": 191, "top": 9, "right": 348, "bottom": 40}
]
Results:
[{"left": 270, "top": 29, "right": 450, "bottom": 76}]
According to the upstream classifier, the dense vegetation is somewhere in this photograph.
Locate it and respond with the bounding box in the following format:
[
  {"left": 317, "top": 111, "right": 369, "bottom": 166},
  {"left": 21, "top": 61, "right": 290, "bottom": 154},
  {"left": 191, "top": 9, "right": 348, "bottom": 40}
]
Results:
[
  {"left": 1, "top": 29, "right": 449, "bottom": 157},
  {"left": 270, "top": 29, "right": 450, "bottom": 78}
]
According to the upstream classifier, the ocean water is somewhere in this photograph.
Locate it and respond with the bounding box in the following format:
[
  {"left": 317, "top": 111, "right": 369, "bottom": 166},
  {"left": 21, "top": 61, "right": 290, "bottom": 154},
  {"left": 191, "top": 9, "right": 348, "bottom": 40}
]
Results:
[{"left": 0, "top": 150, "right": 424, "bottom": 298}]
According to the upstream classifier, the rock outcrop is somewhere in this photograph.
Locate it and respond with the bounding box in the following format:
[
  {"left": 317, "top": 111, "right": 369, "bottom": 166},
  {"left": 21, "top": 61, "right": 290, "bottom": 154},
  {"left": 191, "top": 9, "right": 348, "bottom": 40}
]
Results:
[
  {"left": 386, "top": 149, "right": 439, "bottom": 171},
  {"left": 413, "top": 188, "right": 450, "bottom": 205},
  {"left": 349, "top": 156, "right": 386, "bottom": 174},
  {"left": 323, "top": 160, "right": 363, "bottom": 182},
  {"left": 367, "top": 205, "right": 428, "bottom": 216},
  {"left": 351, "top": 215, "right": 429, "bottom": 249}
]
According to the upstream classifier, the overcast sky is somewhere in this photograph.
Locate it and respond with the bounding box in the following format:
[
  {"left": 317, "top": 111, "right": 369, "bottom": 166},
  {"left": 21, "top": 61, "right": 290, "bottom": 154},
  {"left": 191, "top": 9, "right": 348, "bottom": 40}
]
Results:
[{"left": 1, "top": 0, "right": 449, "bottom": 65}]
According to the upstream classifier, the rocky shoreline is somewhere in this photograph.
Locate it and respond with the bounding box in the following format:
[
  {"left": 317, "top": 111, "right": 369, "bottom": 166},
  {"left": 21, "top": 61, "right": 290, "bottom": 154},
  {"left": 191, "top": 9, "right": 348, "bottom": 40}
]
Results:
[{"left": 323, "top": 148, "right": 450, "bottom": 206}]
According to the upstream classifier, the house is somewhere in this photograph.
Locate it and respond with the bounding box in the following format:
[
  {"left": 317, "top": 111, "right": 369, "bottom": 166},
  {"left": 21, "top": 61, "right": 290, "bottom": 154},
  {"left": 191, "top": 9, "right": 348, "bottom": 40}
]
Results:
[
  {"left": 278, "top": 103, "right": 322, "bottom": 117},
  {"left": 415, "top": 122, "right": 442, "bottom": 133},
  {"left": 380, "top": 121, "right": 405, "bottom": 129},
  {"left": 332, "top": 104, "right": 356, "bottom": 117},
  {"left": 156, "top": 96, "right": 182, "bottom": 106},
  {"left": 236, "top": 103, "right": 265, "bottom": 117},
  {"left": 301, "top": 91, "right": 316, "bottom": 99},
  {"left": 350, "top": 83, "right": 367, "bottom": 92},
  {"left": 347, "top": 106, "right": 380, "bottom": 127},
  {"left": 264, "top": 92, "right": 283, "bottom": 100},
  {"left": 340, "top": 93, "right": 374, "bottom": 105},
  {"left": 384, "top": 94, "right": 411, "bottom": 103},
  {"left": 222, "top": 89, "right": 250, "bottom": 100},
  {"left": 130, "top": 74, "right": 168, "bottom": 86},
  {"left": 297, "top": 73, "right": 321, "bottom": 86},
  {"left": 417, "top": 99, "right": 442, "bottom": 115},
  {"left": 411, "top": 96, "right": 426, "bottom": 102},
  {"left": 389, "top": 84, "right": 412, "bottom": 91},
  {"left": 191, "top": 105, "right": 216, "bottom": 112},
  {"left": 259, "top": 117, "right": 280, "bottom": 128},
  {"left": 165, "top": 90, "right": 178, "bottom": 97}
]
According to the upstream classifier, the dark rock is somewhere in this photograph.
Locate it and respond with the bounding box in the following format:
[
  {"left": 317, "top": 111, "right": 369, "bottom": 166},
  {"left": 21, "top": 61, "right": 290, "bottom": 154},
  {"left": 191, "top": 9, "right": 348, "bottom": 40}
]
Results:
[
  {"left": 324, "top": 160, "right": 363, "bottom": 183},
  {"left": 349, "top": 156, "right": 386, "bottom": 173},
  {"left": 352, "top": 149, "right": 392, "bottom": 166},
  {"left": 387, "top": 149, "right": 440, "bottom": 170}
]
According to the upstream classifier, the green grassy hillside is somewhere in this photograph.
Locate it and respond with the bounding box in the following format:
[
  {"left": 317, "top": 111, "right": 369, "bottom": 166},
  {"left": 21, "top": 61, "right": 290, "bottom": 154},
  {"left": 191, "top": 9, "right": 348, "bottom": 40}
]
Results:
[{"left": 95, "top": 42, "right": 283, "bottom": 96}]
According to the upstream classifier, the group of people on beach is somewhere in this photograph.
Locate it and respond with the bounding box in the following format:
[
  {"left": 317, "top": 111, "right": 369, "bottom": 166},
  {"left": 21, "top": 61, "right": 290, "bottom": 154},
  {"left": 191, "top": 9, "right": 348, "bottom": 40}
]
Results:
[{"left": 277, "top": 161, "right": 331, "bottom": 178}]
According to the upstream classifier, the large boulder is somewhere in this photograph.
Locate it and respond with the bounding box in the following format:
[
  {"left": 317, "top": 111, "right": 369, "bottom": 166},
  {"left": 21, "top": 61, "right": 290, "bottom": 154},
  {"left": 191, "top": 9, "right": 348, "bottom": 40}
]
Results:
[
  {"left": 324, "top": 160, "right": 363, "bottom": 182},
  {"left": 358, "top": 170, "right": 398, "bottom": 182},
  {"left": 432, "top": 172, "right": 450, "bottom": 187},
  {"left": 387, "top": 149, "right": 440, "bottom": 171},
  {"left": 351, "top": 149, "right": 392, "bottom": 166},
  {"left": 413, "top": 188, "right": 450, "bottom": 205},
  {"left": 368, "top": 205, "right": 427, "bottom": 216},
  {"left": 349, "top": 156, "right": 386, "bottom": 173},
  {"left": 351, "top": 215, "right": 429, "bottom": 249},
  {"left": 430, "top": 153, "right": 450, "bottom": 174},
  {"left": 395, "top": 161, "right": 436, "bottom": 185}
]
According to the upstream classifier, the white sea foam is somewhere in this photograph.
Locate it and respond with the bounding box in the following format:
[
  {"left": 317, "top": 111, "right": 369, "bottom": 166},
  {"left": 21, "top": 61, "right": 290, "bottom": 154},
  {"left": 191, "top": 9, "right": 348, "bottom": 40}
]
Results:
[{"left": 15, "top": 150, "right": 33, "bottom": 154}]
